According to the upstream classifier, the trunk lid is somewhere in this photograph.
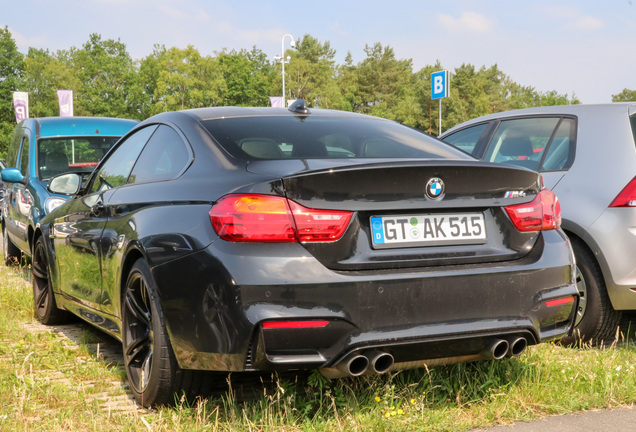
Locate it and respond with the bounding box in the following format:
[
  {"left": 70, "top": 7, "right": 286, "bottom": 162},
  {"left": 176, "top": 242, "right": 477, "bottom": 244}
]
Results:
[{"left": 276, "top": 160, "right": 543, "bottom": 271}]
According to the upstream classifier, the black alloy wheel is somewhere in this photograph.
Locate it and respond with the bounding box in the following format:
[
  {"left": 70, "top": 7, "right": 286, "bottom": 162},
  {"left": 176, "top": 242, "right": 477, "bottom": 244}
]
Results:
[
  {"left": 32, "top": 236, "right": 68, "bottom": 324},
  {"left": 122, "top": 259, "right": 223, "bottom": 407},
  {"left": 122, "top": 259, "right": 181, "bottom": 407}
]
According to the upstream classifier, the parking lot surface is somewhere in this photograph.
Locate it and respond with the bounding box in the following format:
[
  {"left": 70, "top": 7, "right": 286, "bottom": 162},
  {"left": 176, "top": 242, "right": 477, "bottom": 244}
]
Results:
[{"left": 472, "top": 405, "right": 636, "bottom": 431}]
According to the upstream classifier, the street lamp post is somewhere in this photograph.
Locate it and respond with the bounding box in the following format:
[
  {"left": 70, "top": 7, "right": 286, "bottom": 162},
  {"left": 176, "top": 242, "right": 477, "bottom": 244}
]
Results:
[{"left": 274, "top": 34, "right": 295, "bottom": 107}]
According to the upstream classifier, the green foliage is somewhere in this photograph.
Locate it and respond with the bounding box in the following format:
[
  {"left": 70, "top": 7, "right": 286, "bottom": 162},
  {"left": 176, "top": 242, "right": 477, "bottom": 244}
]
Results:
[
  {"left": 354, "top": 42, "right": 414, "bottom": 118},
  {"left": 612, "top": 88, "right": 636, "bottom": 102},
  {"left": 0, "top": 26, "right": 26, "bottom": 158},
  {"left": 0, "top": 27, "right": 589, "bottom": 152},
  {"left": 217, "top": 47, "right": 275, "bottom": 106},
  {"left": 285, "top": 34, "right": 345, "bottom": 109},
  {"left": 71, "top": 34, "right": 137, "bottom": 118},
  {"left": 142, "top": 45, "right": 225, "bottom": 115}
]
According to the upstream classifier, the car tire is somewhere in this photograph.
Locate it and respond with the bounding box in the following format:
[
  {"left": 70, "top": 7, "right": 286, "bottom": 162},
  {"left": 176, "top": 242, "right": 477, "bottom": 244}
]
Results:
[
  {"left": 32, "top": 235, "right": 70, "bottom": 325},
  {"left": 561, "top": 239, "right": 622, "bottom": 346},
  {"left": 122, "top": 258, "right": 214, "bottom": 407},
  {"left": 3, "top": 224, "right": 21, "bottom": 266}
]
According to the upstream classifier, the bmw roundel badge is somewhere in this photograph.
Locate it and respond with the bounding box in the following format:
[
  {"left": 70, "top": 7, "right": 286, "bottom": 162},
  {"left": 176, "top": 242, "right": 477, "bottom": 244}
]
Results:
[{"left": 425, "top": 177, "right": 445, "bottom": 200}]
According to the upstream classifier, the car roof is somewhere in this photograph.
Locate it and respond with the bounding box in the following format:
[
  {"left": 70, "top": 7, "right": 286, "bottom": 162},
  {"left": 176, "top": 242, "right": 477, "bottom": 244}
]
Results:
[
  {"left": 442, "top": 102, "right": 636, "bottom": 136},
  {"left": 147, "top": 106, "right": 387, "bottom": 123},
  {"left": 29, "top": 117, "right": 139, "bottom": 138}
]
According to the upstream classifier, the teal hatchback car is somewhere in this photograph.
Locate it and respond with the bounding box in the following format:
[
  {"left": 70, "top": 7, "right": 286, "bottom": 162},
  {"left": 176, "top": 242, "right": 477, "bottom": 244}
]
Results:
[{"left": 1, "top": 117, "right": 138, "bottom": 264}]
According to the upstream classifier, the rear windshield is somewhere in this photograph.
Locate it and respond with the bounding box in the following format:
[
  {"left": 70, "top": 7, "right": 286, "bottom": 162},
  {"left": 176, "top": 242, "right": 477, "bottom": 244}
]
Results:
[
  {"left": 38, "top": 136, "right": 120, "bottom": 180},
  {"left": 631, "top": 114, "right": 636, "bottom": 146},
  {"left": 200, "top": 115, "right": 469, "bottom": 160}
]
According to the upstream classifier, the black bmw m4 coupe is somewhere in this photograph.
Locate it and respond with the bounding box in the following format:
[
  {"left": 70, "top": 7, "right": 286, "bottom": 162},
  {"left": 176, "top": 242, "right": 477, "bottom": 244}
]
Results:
[{"left": 32, "top": 100, "right": 578, "bottom": 407}]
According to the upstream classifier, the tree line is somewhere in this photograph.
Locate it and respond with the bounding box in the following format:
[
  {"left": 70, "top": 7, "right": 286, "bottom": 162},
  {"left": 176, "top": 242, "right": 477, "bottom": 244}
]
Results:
[{"left": 1, "top": 26, "right": 634, "bottom": 161}]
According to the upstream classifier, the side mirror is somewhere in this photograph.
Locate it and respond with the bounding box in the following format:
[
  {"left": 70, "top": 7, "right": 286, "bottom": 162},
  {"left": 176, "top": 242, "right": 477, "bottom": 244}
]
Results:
[
  {"left": 48, "top": 173, "right": 82, "bottom": 195},
  {"left": 1, "top": 168, "right": 25, "bottom": 184}
]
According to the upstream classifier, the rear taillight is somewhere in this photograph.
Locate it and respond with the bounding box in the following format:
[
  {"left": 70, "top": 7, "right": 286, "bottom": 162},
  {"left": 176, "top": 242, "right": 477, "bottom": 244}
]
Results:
[
  {"left": 505, "top": 189, "right": 561, "bottom": 232},
  {"left": 609, "top": 176, "right": 636, "bottom": 207},
  {"left": 210, "top": 194, "right": 353, "bottom": 243},
  {"left": 287, "top": 200, "right": 352, "bottom": 242}
]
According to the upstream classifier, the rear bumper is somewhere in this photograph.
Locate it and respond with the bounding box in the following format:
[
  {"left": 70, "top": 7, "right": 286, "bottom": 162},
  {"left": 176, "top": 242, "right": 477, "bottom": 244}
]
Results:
[{"left": 152, "top": 229, "right": 577, "bottom": 372}]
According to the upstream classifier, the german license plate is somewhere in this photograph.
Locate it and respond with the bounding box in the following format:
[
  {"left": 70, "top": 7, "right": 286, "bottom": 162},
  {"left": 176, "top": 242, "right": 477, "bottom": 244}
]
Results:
[{"left": 370, "top": 213, "right": 487, "bottom": 248}]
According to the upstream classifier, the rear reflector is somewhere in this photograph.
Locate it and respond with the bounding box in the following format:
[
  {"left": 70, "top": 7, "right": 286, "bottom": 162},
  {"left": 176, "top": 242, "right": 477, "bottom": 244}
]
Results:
[
  {"left": 505, "top": 189, "right": 561, "bottom": 232},
  {"left": 210, "top": 194, "right": 353, "bottom": 243},
  {"left": 545, "top": 296, "right": 576, "bottom": 307},
  {"left": 262, "top": 320, "right": 330, "bottom": 329},
  {"left": 609, "top": 176, "right": 636, "bottom": 207}
]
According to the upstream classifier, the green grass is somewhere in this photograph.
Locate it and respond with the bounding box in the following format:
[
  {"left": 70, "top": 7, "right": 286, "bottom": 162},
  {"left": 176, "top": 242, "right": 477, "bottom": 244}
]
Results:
[{"left": 2, "top": 263, "right": 636, "bottom": 431}]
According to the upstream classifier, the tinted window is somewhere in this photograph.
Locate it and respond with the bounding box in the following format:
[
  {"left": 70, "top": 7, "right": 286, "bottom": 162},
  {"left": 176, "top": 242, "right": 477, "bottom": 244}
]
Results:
[
  {"left": 442, "top": 123, "right": 488, "bottom": 154},
  {"left": 483, "top": 118, "right": 560, "bottom": 170},
  {"left": 37, "top": 136, "right": 120, "bottom": 180},
  {"left": 19, "top": 137, "right": 29, "bottom": 176},
  {"left": 90, "top": 126, "right": 157, "bottom": 194},
  {"left": 540, "top": 118, "right": 575, "bottom": 171},
  {"left": 129, "top": 125, "right": 190, "bottom": 184},
  {"left": 201, "top": 116, "right": 468, "bottom": 160}
]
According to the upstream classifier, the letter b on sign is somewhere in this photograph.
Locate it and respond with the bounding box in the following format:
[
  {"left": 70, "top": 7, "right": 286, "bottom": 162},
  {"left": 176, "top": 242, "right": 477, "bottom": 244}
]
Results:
[
  {"left": 431, "top": 70, "right": 449, "bottom": 100},
  {"left": 434, "top": 76, "right": 444, "bottom": 94}
]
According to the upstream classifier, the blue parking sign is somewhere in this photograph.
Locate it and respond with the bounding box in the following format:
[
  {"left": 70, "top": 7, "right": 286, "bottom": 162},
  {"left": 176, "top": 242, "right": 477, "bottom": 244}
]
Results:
[{"left": 431, "top": 70, "right": 449, "bottom": 100}]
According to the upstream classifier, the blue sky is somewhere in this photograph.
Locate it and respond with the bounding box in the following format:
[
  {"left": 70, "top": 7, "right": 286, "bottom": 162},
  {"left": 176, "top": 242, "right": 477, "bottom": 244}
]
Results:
[{"left": 3, "top": 0, "right": 635, "bottom": 103}]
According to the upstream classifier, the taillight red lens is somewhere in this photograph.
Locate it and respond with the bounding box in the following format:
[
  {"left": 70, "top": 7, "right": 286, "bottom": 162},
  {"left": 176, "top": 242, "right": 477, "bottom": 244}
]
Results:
[
  {"left": 505, "top": 189, "right": 561, "bottom": 232},
  {"left": 609, "top": 176, "right": 636, "bottom": 207},
  {"left": 210, "top": 195, "right": 296, "bottom": 242},
  {"left": 210, "top": 194, "right": 353, "bottom": 243},
  {"left": 288, "top": 201, "right": 353, "bottom": 242}
]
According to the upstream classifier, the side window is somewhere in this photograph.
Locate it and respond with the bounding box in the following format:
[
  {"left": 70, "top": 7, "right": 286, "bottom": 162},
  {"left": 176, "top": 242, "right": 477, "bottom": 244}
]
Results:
[
  {"left": 6, "top": 130, "right": 22, "bottom": 167},
  {"left": 441, "top": 123, "right": 488, "bottom": 155},
  {"left": 483, "top": 118, "right": 560, "bottom": 170},
  {"left": 128, "top": 125, "right": 191, "bottom": 184},
  {"left": 90, "top": 125, "right": 157, "bottom": 194},
  {"left": 19, "top": 137, "right": 30, "bottom": 176},
  {"left": 540, "top": 118, "right": 576, "bottom": 171}
]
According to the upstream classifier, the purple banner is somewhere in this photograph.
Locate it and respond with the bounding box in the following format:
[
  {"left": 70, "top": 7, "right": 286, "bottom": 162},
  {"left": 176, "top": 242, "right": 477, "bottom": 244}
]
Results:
[
  {"left": 269, "top": 96, "right": 282, "bottom": 108},
  {"left": 12, "top": 92, "right": 29, "bottom": 123},
  {"left": 57, "top": 90, "right": 73, "bottom": 117}
]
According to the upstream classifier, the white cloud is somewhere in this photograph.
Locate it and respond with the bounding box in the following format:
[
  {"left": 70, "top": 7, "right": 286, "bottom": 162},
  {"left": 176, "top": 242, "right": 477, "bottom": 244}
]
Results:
[
  {"left": 8, "top": 26, "right": 47, "bottom": 51},
  {"left": 437, "top": 11, "right": 494, "bottom": 33},
  {"left": 539, "top": 5, "right": 604, "bottom": 30},
  {"left": 159, "top": 4, "right": 187, "bottom": 20},
  {"left": 541, "top": 5, "right": 579, "bottom": 18},
  {"left": 327, "top": 21, "right": 350, "bottom": 37},
  {"left": 194, "top": 8, "right": 211, "bottom": 22},
  {"left": 576, "top": 16, "right": 604, "bottom": 30}
]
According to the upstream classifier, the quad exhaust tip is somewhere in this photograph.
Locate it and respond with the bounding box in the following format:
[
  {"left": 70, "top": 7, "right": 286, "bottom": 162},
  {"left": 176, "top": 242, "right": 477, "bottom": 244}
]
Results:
[
  {"left": 323, "top": 336, "right": 527, "bottom": 379},
  {"left": 484, "top": 339, "right": 509, "bottom": 360},
  {"left": 507, "top": 336, "right": 528, "bottom": 357},
  {"left": 337, "top": 353, "right": 369, "bottom": 376},
  {"left": 366, "top": 350, "right": 395, "bottom": 375},
  {"left": 483, "top": 337, "right": 528, "bottom": 360},
  {"left": 334, "top": 350, "right": 395, "bottom": 377}
]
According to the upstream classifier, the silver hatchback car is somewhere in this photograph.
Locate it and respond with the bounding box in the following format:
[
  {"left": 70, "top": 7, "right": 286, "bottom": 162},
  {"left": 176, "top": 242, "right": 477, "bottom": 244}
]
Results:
[{"left": 441, "top": 103, "right": 636, "bottom": 344}]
